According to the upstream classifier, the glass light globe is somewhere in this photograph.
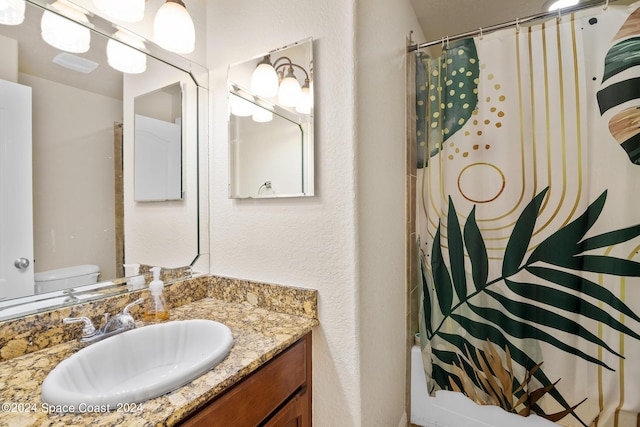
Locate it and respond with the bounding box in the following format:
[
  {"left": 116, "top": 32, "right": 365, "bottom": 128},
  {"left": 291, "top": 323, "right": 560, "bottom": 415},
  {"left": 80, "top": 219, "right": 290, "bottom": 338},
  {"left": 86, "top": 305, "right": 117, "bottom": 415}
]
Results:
[
  {"left": 278, "top": 74, "right": 302, "bottom": 107},
  {"left": 251, "top": 61, "right": 279, "bottom": 98},
  {"left": 94, "top": 0, "right": 144, "bottom": 23},
  {"left": 41, "top": 0, "right": 90, "bottom": 53},
  {"left": 0, "top": 0, "right": 25, "bottom": 25},
  {"left": 252, "top": 106, "right": 273, "bottom": 123},
  {"left": 153, "top": 1, "right": 195, "bottom": 54},
  {"left": 107, "top": 30, "right": 146, "bottom": 74},
  {"left": 295, "top": 85, "right": 312, "bottom": 114},
  {"left": 230, "top": 94, "right": 254, "bottom": 117},
  {"left": 547, "top": 0, "right": 579, "bottom": 11}
]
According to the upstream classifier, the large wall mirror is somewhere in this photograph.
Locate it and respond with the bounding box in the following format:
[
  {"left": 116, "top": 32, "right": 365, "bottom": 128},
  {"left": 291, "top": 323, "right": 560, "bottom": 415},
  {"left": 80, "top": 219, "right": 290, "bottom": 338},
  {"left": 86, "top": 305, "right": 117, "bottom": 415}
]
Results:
[
  {"left": 0, "top": 0, "right": 209, "bottom": 319},
  {"left": 228, "top": 38, "right": 314, "bottom": 198}
]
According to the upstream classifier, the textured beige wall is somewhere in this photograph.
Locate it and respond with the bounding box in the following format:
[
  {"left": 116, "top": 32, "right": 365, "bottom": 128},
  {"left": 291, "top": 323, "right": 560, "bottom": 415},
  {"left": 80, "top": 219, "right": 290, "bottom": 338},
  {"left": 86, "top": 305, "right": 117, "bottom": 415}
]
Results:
[
  {"left": 0, "top": 34, "right": 17, "bottom": 83},
  {"left": 207, "top": 0, "right": 422, "bottom": 425}
]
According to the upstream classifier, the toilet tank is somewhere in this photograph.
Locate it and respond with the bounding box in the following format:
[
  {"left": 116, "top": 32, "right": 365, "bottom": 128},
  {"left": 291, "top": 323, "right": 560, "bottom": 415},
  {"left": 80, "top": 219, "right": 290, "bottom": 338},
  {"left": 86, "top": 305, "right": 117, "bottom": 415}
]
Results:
[{"left": 34, "top": 264, "right": 100, "bottom": 294}]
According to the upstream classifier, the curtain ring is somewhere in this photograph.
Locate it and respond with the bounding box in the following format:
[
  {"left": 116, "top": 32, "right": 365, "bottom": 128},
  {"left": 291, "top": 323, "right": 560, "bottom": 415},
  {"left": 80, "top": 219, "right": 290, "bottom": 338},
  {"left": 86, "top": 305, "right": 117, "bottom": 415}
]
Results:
[
  {"left": 604, "top": 0, "right": 609, "bottom": 10},
  {"left": 441, "top": 36, "right": 445, "bottom": 50},
  {"left": 557, "top": 7, "right": 562, "bottom": 22},
  {"left": 446, "top": 35, "right": 450, "bottom": 49},
  {"left": 515, "top": 18, "right": 521, "bottom": 33},
  {"left": 479, "top": 27, "right": 483, "bottom": 40}
]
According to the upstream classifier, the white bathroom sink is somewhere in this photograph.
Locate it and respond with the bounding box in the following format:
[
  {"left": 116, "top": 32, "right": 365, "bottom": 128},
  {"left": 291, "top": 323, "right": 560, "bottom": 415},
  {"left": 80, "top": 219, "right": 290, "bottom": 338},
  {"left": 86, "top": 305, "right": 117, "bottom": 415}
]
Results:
[{"left": 41, "top": 319, "right": 233, "bottom": 410}]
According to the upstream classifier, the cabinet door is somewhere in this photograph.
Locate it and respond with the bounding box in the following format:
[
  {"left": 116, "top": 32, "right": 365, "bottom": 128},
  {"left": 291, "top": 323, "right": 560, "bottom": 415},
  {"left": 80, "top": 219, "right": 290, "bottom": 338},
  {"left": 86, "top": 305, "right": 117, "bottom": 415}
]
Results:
[
  {"left": 263, "top": 389, "right": 309, "bottom": 427},
  {"left": 180, "top": 333, "right": 311, "bottom": 427}
]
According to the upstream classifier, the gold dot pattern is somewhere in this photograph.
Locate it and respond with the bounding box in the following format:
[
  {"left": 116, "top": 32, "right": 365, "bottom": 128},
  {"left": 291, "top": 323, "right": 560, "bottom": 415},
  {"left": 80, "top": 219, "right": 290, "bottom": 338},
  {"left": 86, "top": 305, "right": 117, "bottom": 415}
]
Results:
[
  {"left": 415, "top": 41, "right": 481, "bottom": 167},
  {"left": 446, "top": 62, "right": 507, "bottom": 161}
]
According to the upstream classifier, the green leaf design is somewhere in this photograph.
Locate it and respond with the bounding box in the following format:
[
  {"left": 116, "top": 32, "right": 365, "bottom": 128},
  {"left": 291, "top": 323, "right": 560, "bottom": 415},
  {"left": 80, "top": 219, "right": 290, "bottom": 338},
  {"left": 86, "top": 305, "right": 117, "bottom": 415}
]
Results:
[
  {"left": 464, "top": 206, "right": 488, "bottom": 291},
  {"left": 503, "top": 188, "right": 549, "bottom": 277},
  {"left": 423, "top": 187, "right": 640, "bottom": 424},
  {"left": 468, "top": 297, "right": 618, "bottom": 370},
  {"left": 432, "top": 363, "right": 454, "bottom": 392},
  {"left": 527, "top": 191, "right": 606, "bottom": 266},
  {"left": 448, "top": 197, "right": 467, "bottom": 302},
  {"left": 526, "top": 266, "right": 640, "bottom": 323},
  {"left": 602, "top": 37, "right": 640, "bottom": 84},
  {"left": 420, "top": 249, "right": 433, "bottom": 337},
  {"left": 551, "top": 255, "right": 640, "bottom": 277},
  {"left": 438, "top": 39, "right": 480, "bottom": 144},
  {"left": 433, "top": 347, "right": 477, "bottom": 380},
  {"left": 432, "top": 223, "right": 454, "bottom": 316},
  {"left": 578, "top": 224, "right": 640, "bottom": 252},
  {"left": 505, "top": 279, "right": 640, "bottom": 341}
]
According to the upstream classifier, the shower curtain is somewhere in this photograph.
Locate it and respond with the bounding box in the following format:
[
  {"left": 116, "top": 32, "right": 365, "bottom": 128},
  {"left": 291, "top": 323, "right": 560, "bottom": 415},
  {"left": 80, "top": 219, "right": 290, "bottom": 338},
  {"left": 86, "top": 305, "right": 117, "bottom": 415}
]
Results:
[{"left": 416, "top": 2, "right": 640, "bottom": 427}]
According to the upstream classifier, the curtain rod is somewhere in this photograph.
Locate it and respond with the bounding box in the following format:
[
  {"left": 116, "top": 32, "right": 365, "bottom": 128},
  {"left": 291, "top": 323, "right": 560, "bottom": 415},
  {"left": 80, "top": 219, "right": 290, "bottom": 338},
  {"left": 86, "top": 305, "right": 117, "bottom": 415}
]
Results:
[{"left": 407, "top": 0, "right": 620, "bottom": 52}]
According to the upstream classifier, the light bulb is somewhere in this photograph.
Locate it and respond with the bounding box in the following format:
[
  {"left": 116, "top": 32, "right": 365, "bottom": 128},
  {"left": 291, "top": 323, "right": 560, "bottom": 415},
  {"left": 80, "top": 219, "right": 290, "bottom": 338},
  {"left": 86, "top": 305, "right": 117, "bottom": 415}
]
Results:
[
  {"left": 230, "top": 94, "right": 253, "bottom": 117},
  {"left": 252, "top": 106, "right": 273, "bottom": 123},
  {"left": 296, "top": 83, "right": 312, "bottom": 114},
  {"left": 251, "top": 58, "right": 279, "bottom": 98},
  {"left": 107, "top": 30, "right": 146, "bottom": 74},
  {"left": 93, "top": 0, "right": 144, "bottom": 23},
  {"left": 547, "top": 0, "right": 579, "bottom": 11},
  {"left": 0, "top": 0, "right": 25, "bottom": 25},
  {"left": 41, "top": 0, "right": 91, "bottom": 53},
  {"left": 278, "top": 68, "right": 302, "bottom": 107},
  {"left": 153, "top": 0, "right": 195, "bottom": 54}
]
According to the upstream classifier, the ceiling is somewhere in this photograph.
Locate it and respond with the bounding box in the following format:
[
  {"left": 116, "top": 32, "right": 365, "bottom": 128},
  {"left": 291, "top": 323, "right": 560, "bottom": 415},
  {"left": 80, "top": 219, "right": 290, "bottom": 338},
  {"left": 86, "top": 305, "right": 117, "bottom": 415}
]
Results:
[
  {"left": 0, "top": 1, "right": 122, "bottom": 100},
  {"left": 409, "top": 0, "right": 556, "bottom": 43}
]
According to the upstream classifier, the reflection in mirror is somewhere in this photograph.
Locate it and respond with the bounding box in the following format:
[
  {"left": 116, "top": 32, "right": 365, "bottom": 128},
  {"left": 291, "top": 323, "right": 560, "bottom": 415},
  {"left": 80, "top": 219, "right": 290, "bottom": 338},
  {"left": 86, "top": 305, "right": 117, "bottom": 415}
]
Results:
[
  {"left": 134, "top": 82, "right": 183, "bottom": 202},
  {"left": 0, "top": 0, "right": 208, "bottom": 320},
  {"left": 228, "top": 38, "right": 314, "bottom": 198}
]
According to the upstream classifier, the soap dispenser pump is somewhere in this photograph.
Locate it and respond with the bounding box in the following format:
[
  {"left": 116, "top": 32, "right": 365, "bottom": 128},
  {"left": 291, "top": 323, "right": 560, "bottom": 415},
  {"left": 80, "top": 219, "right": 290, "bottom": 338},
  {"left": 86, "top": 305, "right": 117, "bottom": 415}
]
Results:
[{"left": 144, "top": 267, "right": 169, "bottom": 322}]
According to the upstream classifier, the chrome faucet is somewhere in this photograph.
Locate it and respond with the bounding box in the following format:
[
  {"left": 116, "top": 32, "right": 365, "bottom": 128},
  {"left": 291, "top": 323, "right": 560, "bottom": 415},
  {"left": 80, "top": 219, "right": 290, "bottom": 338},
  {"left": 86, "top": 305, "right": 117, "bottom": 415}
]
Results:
[{"left": 63, "top": 298, "right": 144, "bottom": 344}]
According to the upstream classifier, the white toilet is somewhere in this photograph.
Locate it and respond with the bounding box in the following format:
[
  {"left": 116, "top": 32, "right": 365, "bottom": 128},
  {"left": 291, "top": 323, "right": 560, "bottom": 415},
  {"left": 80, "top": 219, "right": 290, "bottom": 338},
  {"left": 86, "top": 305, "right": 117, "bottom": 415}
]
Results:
[{"left": 34, "top": 264, "right": 100, "bottom": 294}]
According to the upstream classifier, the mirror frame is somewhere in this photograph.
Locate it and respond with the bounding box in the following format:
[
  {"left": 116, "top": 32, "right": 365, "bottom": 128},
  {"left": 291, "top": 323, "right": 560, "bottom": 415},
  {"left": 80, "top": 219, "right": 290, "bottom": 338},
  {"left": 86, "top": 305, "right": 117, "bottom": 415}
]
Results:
[
  {"left": 227, "top": 38, "right": 314, "bottom": 199},
  {"left": 0, "top": 0, "right": 210, "bottom": 321}
]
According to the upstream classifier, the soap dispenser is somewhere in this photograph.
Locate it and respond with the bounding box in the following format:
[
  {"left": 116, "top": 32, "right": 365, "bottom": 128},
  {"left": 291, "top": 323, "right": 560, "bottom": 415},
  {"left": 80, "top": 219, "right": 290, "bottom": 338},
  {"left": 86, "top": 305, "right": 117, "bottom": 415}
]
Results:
[{"left": 144, "top": 267, "right": 169, "bottom": 322}]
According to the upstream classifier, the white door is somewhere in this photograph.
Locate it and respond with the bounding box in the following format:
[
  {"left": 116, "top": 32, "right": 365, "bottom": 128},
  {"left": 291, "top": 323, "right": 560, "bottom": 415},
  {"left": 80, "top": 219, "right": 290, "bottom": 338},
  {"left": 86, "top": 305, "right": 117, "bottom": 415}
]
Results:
[{"left": 0, "top": 79, "right": 34, "bottom": 299}]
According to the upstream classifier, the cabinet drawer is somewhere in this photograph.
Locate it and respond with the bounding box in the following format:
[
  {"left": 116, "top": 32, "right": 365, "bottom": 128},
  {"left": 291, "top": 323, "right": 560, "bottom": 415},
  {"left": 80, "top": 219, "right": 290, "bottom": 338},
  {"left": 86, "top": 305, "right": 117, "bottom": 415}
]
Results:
[{"left": 181, "top": 334, "right": 309, "bottom": 427}]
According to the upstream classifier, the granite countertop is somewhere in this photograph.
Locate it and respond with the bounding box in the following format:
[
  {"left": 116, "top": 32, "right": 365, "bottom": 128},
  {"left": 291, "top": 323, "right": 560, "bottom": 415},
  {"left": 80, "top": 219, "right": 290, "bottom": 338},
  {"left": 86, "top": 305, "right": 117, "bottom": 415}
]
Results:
[{"left": 0, "top": 294, "right": 318, "bottom": 426}]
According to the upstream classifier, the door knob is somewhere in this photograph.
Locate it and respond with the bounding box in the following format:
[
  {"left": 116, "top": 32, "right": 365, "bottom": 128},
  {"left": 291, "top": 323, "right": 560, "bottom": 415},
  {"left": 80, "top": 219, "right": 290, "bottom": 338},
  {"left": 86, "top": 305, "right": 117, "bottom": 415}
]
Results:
[{"left": 14, "top": 257, "right": 30, "bottom": 270}]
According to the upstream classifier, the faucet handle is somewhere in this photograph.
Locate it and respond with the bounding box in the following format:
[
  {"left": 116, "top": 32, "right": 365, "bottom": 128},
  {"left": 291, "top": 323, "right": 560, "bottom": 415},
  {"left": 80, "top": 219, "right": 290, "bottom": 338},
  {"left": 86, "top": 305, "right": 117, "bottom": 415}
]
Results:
[
  {"left": 63, "top": 316, "right": 97, "bottom": 337},
  {"left": 103, "top": 298, "right": 144, "bottom": 333},
  {"left": 123, "top": 298, "right": 144, "bottom": 315}
]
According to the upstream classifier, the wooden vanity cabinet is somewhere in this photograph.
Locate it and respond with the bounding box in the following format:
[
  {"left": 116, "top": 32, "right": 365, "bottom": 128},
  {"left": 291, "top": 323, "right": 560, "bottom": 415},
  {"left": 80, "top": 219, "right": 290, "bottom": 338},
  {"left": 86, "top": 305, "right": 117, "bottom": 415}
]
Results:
[{"left": 179, "top": 332, "right": 312, "bottom": 427}]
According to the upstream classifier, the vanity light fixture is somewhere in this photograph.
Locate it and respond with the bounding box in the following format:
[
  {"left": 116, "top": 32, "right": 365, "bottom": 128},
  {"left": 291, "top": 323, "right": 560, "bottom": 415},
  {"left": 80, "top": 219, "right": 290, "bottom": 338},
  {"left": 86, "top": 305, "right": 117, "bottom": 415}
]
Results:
[
  {"left": 41, "top": 0, "right": 91, "bottom": 53},
  {"left": 251, "top": 56, "right": 280, "bottom": 98},
  {"left": 93, "top": 0, "right": 144, "bottom": 23},
  {"left": 153, "top": 0, "right": 195, "bottom": 54},
  {"left": 250, "top": 55, "right": 313, "bottom": 114},
  {"left": 107, "top": 29, "right": 147, "bottom": 74},
  {"left": 0, "top": 0, "right": 25, "bottom": 25},
  {"left": 278, "top": 66, "right": 302, "bottom": 107}
]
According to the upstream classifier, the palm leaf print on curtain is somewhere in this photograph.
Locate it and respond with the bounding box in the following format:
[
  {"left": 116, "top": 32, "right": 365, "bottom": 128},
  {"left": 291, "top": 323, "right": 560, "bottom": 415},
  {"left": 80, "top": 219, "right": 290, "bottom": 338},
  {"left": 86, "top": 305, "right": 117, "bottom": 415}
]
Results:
[
  {"left": 598, "top": 8, "right": 640, "bottom": 164},
  {"left": 416, "top": 2, "right": 640, "bottom": 426}
]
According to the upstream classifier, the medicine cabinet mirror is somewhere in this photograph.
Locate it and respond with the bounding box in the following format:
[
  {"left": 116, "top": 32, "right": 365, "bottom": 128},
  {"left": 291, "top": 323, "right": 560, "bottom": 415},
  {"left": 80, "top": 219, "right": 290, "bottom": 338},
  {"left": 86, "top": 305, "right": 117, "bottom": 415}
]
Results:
[
  {"left": 134, "top": 82, "right": 183, "bottom": 202},
  {"left": 228, "top": 38, "right": 314, "bottom": 198},
  {"left": 0, "top": 0, "right": 209, "bottom": 320}
]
